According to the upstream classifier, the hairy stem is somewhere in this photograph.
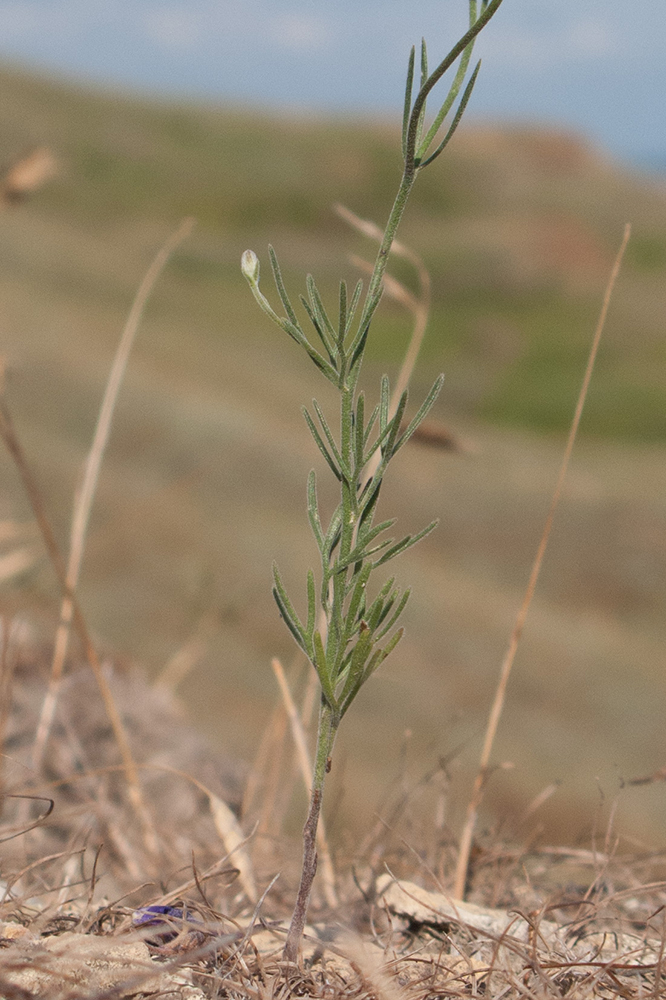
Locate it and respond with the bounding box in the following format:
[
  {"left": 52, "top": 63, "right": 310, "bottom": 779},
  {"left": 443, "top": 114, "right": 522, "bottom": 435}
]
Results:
[
  {"left": 283, "top": 700, "right": 339, "bottom": 962},
  {"left": 360, "top": 171, "right": 416, "bottom": 337}
]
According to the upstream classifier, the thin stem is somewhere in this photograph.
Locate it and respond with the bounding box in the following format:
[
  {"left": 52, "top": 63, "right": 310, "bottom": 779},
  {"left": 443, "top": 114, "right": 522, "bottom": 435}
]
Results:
[
  {"left": 271, "top": 658, "right": 338, "bottom": 907},
  {"left": 359, "top": 172, "right": 416, "bottom": 340},
  {"left": 283, "top": 699, "right": 339, "bottom": 962}
]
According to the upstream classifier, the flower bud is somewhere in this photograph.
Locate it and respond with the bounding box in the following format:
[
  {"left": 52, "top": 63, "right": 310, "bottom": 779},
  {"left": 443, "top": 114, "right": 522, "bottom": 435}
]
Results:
[{"left": 241, "top": 249, "right": 259, "bottom": 284}]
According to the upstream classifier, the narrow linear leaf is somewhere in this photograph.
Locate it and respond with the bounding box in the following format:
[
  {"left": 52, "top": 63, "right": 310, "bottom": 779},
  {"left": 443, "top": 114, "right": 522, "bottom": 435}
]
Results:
[
  {"left": 308, "top": 274, "right": 337, "bottom": 343},
  {"left": 401, "top": 45, "right": 416, "bottom": 159},
  {"left": 420, "top": 36, "right": 429, "bottom": 87},
  {"left": 419, "top": 60, "right": 482, "bottom": 169},
  {"left": 382, "top": 390, "right": 408, "bottom": 460},
  {"left": 354, "top": 393, "right": 365, "bottom": 472},
  {"left": 337, "top": 519, "right": 395, "bottom": 571},
  {"left": 312, "top": 399, "right": 349, "bottom": 480},
  {"left": 376, "top": 588, "right": 411, "bottom": 640},
  {"left": 375, "top": 591, "right": 398, "bottom": 629},
  {"left": 405, "top": 0, "right": 503, "bottom": 171},
  {"left": 391, "top": 374, "right": 444, "bottom": 456},
  {"left": 325, "top": 613, "right": 343, "bottom": 681},
  {"left": 415, "top": 38, "right": 429, "bottom": 149},
  {"left": 417, "top": 22, "right": 474, "bottom": 162},
  {"left": 303, "top": 406, "right": 342, "bottom": 481},
  {"left": 273, "top": 587, "right": 307, "bottom": 654},
  {"left": 356, "top": 517, "right": 396, "bottom": 553},
  {"left": 365, "top": 576, "right": 396, "bottom": 630},
  {"left": 337, "top": 624, "right": 374, "bottom": 706},
  {"left": 373, "top": 519, "right": 438, "bottom": 568},
  {"left": 268, "top": 244, "right": 301, "bottom": 331},
  {"left": 307, "top": 470, "right": 324, "bottom": 552},
  {"left": 379, "top": 375, "right": 390, "bottom": 435},
  {"left": 306, "top": 568, "right": 316, "bottom": 639},
  {"left": 313, "top": 630, "right": 337, "bottom": 707},
  {"left": 345, "top": 279, "right": 364, "bottom": 337},
  {"left": 364, "top": 411, "right": 395, "bottom": 466},
  {"left": 366, "top": 628, "right": 404, "bottom": 682},
  {"left": 340, "top": 627, "right": 405, "bottom": 718},
  {"left": 348, "top": 318, "right": 371, "bottom": 374},
  {"left": 338, "top": 280, "right": 347, "bottom": 350},
  {"left": 349, "top": 288, "right": 382, "bottom": 367},
  {"left": 336, "top": 536, "right": 393, "bottom": 573},
  {"left": 273, "top": 563, "right": 308, "bottom": 647},
  {"left": 299, "top": 296, "right": 337, "bottom": 364},
  {"left": 282, "top": 316, "right": 339, "bottom": 382},
  {"left": 345, "top": 563, "right": 372, "bottom": 630},
  {"left": 357, "top": 478, "right": 382, "bottom": 536},
  {"left": 323, "top": 507, "right": 343, "bottom": 561},
  {"left": 363, "top": 403, "right": 380, "bottom": 447}
]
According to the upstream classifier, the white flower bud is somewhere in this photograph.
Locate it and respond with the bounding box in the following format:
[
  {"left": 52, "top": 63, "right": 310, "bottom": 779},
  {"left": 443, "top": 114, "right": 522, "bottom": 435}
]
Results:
[{"left": 241, "top": 249, "right": 260, "bottom": 284}]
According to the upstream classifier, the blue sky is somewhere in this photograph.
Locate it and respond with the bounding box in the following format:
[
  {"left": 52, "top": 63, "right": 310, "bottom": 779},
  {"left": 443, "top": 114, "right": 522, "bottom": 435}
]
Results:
[{"left": 0, "top": 1, "right": 663, "bottom": 168}]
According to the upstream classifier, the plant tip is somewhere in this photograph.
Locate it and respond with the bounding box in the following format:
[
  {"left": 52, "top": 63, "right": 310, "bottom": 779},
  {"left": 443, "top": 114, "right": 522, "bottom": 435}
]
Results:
[{"left": 241, "top": 249, "right": 260, "bottom": 284}]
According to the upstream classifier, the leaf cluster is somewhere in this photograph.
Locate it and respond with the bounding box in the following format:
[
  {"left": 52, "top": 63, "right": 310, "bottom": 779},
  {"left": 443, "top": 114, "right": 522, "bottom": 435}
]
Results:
[
  {"left": 242, "top": 0, "right": 505, "bottom": 721},
  {"left": 403, "top": 0, "right": 503, "bottom": 175},
  {"left": 273, "top": 367, "right": 443, "bottom": 720}
]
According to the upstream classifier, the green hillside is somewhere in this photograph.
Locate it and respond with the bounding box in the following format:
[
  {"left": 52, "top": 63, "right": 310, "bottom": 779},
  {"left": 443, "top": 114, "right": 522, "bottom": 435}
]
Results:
[{"left": 1, "top": 64, "right": 665, "bottom": 847}]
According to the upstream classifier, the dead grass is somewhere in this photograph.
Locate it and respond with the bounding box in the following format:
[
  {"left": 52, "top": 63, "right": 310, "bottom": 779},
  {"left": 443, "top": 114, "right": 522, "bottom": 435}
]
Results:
[{"left": 1, "top": 634, "right": 666, "bottom": 999}]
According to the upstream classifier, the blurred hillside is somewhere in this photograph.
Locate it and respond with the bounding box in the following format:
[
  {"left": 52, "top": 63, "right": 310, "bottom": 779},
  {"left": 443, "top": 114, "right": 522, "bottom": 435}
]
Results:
[{"left": 0, "top": 64, "right": 665, "bottom": 849}]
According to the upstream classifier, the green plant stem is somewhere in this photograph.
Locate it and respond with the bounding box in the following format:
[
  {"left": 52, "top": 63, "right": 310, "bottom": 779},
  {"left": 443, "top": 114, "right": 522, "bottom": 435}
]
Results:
[
  {"left": 247, "top": 2, "right": 506, "bottom": 960},
  {"left": 360, "top": 172, "right": 416, "bottom": 336},
  {"left": 285, "top": 152, "right": 418, "bottom": 968},
  {"left": 284, "top": 699, "right": 340, "bottom": 963}
]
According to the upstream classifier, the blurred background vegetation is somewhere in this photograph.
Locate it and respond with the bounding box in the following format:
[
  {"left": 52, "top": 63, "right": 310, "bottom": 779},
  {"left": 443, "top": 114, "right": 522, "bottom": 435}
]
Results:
[{"left": 0, "top": 63, "right": 665, "bottom": 850}]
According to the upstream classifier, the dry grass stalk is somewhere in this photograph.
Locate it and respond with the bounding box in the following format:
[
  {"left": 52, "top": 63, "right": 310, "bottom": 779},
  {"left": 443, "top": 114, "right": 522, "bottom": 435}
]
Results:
[
  {"left": 271, "top": 657, "right": 338, "bottom": 908},
  {"left": 31, "top": 216, "right": 195, "bottom": 773},
  {"left": 0, "top": 521, "right": 40, "bottom": 584},
  {"left": 265, "top": 667, "right": 319, "bottom": 841},
  {"left": 155, "top": 632, "right": 209, "bottom": 693},
  {"left": 242, "top": 700, "right": 288, "bottom": 829},
  {"left": 0, "top": 147, "right": 57, "bottom": 204},
  {"left": 0, "top": 394, "right": 157, "bottom": 853},
  {"left": 453, "top": 222, "right": 632, "bottom": 901},
  {"left": 0, "top": 545, "right": 39, "bottom": 584}
]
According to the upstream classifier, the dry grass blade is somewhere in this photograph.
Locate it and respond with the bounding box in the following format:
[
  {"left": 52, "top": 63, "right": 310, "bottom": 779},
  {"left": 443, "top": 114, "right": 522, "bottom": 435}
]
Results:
[
  {"left": 0, "top": 147, "right": 57, "bottom": 204},
  {"left": 0, "top": 393, "right": 158, "bottom": 853},
  {"left": 155, "top": 631, "right": 208, "bottom": 693},
  {"left": 0, "top": 545, "right": 39, "bottom": 584},
  {"left": 242, "top": 699, "right": 288, "bottom": 830},
  {"left": 207, "top": 792, "right": 259, "bottom": 905},
  {"left": 271, "top": 658, "right": 338, "bottom": 908},
  {"left": 32, "top": 217, "right": 195, "bottom": 772},
  {"left": 453, "top": 222, "right": 632, "bottom": 901}
]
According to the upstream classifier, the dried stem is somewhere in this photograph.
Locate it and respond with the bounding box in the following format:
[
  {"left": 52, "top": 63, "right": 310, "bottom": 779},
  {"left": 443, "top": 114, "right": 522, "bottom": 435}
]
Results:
[
  {"left": 453, "top": 222, "right": 632, "bottom": 900},
  {"left": 32, "top": 217, "right": 195, "bottom": 771},
  {"left": 0, "top": 393, "right": 158, "bottom": 853}
]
